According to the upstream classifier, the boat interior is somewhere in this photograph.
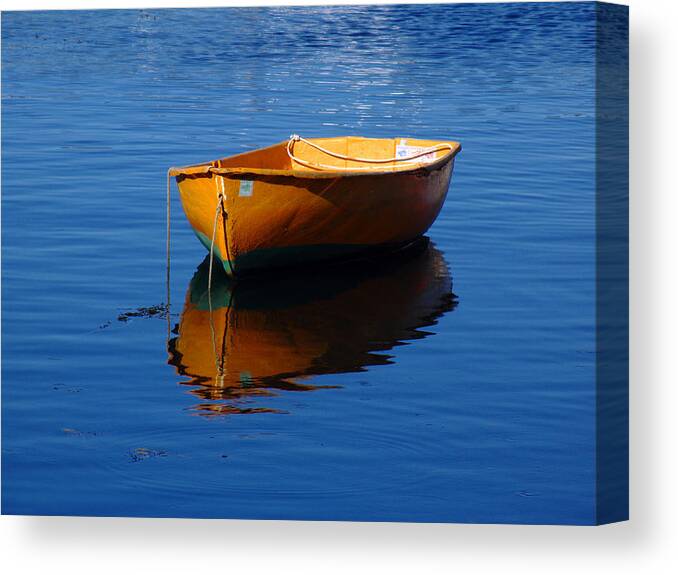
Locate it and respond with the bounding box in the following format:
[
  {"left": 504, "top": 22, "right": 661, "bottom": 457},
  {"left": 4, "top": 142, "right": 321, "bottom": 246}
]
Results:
[{"left": 213, "top": 136, "right": 461, "bottom": 173}]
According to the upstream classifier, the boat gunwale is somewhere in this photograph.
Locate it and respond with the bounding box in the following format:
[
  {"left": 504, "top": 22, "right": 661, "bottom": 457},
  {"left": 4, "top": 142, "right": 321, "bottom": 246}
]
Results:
[{"left": 170, "top": 137, "right": 462, "bottom": 180}]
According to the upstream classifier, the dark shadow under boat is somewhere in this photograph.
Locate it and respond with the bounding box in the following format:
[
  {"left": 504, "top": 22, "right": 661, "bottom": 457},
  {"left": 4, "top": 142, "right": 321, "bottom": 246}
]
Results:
[{"left": 167, "top": 238, "right": 457, "bottom": 416}]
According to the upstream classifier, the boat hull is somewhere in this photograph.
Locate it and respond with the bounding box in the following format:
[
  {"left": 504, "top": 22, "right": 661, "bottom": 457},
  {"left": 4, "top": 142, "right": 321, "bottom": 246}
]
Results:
[{"left": 173, "top": 138, "right": 458, "bottom": 277}]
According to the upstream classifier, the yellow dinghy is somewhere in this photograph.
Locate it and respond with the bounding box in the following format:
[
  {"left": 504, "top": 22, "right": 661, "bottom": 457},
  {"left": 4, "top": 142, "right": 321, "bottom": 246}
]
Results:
[{"left": 169, "top": 135, "right": 461, "bottom": 277}]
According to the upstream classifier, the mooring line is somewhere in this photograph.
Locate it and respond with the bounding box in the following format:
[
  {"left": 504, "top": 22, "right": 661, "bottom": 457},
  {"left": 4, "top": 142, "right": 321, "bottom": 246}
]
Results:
[
  {"left": 166, "top": 168, "right": 173, "bottom": 341},
  {"left": 208, "top": 186, "right": 226, "bottom": 305}
]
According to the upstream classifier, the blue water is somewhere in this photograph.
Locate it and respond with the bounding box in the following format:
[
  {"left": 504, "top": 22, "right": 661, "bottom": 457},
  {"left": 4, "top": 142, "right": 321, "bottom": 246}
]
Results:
[{"left": 2, "top": 3, "right": 621, "bottom": 524}]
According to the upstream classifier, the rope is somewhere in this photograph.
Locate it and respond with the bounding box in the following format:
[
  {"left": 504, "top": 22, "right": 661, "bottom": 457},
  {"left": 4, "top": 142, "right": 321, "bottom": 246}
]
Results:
[
  {"left": 207, "top": 175, "right": 234, "bottom": 304},
  {"left": 286, "top": 134, "right": 454, "bottom": 172},
  {"left": 207, "top": 189, "right": 225, "bottom": 306}
]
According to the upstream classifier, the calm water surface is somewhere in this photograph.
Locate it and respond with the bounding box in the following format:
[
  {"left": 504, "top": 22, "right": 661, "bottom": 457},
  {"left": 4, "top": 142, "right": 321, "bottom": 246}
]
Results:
[{"left": 3, "top": 3, "right": 607, "bottom": 523}]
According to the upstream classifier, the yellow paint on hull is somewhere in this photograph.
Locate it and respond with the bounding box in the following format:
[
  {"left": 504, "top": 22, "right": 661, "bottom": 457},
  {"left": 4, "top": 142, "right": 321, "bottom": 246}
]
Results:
[{"left": 170, "top": 136, "right": 461, "bottom": 277}]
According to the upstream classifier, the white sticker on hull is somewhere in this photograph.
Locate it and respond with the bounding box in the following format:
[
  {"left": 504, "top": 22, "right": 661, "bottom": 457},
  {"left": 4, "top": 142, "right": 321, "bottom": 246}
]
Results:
[
  {"left": 239, "top": 180, "right": 253, "bottom": 197},
  {"left": 395, "top": 139, "right": 437, "bottom": 163}
]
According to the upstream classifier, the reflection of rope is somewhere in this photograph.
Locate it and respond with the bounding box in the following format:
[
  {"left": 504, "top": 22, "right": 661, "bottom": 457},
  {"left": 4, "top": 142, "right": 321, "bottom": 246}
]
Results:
[
  {"left": 286, "top": 134, "right": 454, "bottom": 172},
  {"left": 207, "top": 299, "right": 222, "bottom": 384},
  {"left": 206, "top": 269, "right": 233, "bottom": 389}
]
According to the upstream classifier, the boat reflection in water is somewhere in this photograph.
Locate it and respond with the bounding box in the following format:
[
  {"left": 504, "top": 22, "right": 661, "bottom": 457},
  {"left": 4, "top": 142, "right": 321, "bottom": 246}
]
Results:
[{"left": 167, "top": 238, "right": 457, "bottom": 416}]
